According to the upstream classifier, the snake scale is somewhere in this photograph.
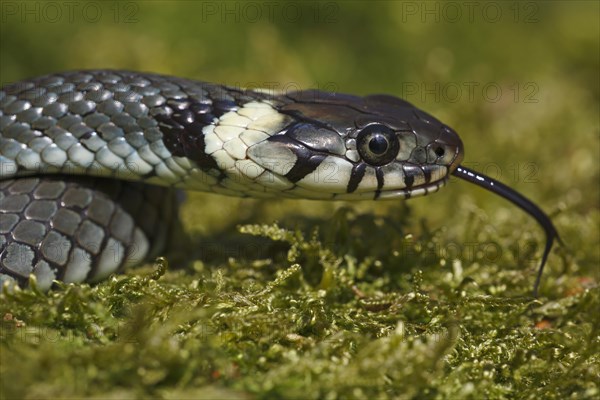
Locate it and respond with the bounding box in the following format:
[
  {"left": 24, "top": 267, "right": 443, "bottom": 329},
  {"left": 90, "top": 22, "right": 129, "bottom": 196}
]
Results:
[{"left": 0, "top": 70, "right": 559, "bottom": 295}]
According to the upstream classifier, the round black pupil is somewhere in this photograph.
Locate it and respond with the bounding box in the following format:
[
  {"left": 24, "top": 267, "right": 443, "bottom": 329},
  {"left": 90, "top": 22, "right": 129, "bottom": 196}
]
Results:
[{"left": 368, "top": 134, "right": 389, "bottom": 155}]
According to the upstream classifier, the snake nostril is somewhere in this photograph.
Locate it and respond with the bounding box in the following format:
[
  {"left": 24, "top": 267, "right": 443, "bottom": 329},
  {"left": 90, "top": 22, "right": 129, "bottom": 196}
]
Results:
[{"left": 434, "top": 146, "right": 445, "bottom": 157}]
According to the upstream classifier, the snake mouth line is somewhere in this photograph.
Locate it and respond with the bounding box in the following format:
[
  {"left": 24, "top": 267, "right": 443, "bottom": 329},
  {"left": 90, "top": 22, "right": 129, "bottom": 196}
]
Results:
[{"left": 376, "top": 177, "right": 448, "bottom": 200}]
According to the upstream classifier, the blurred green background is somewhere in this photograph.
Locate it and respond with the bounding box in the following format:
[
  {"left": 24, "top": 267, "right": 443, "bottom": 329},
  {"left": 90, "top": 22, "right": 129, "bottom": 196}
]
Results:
[{"left": 1, "top": 1, "right": 599, "bottom": 399}]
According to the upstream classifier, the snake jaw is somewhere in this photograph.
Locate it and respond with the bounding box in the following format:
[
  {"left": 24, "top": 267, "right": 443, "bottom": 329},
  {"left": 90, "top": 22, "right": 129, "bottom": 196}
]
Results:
[
  {"left": 376, "top": 176, "right": 449, "bottom": 200},
  {"left": 243, "top": 93, "right": 465, "bottom": 199},
  {"left": 246, "top": 124, "right": 455, "bottom": 200}
]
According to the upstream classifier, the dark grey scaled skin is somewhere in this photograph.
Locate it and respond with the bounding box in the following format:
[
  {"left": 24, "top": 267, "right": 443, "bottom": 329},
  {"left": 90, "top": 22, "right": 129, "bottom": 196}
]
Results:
[
  {"left": 0, "top": 71, "right": 282, "bottom": 290},
  {"left": 0, "top": 176, "right": 177, "bottom": 289},
  {"left": 1, "top": 70, "right": 558, "bottom": 295}
]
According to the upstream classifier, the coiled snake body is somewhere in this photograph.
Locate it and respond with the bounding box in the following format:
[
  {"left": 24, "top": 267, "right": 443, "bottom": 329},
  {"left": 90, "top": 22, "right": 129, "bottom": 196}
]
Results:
[{"left": 0, "top": 70, "right": 559, "bottom": 295}]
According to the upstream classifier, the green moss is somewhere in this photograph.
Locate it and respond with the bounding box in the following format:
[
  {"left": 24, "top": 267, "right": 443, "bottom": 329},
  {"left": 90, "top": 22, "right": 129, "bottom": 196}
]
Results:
[{"left": 2, "top": 211, "right": 598, "bottom": 399}]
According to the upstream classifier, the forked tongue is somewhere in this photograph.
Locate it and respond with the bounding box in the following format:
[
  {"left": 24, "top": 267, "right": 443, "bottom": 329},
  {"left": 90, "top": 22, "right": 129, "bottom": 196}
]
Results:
[{"left": 452, "top": 165, "right": 561, "bottom": 297}]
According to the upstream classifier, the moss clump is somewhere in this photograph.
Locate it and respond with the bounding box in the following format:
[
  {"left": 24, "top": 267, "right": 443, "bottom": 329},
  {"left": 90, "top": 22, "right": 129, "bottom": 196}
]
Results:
[{"left": 2, "top": 208, "right": 598, "bottom": 399}]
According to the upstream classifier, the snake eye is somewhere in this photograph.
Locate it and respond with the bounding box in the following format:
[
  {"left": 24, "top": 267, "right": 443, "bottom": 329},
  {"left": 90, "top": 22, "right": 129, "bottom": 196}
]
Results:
[{"left": 357, "top": 124, "right": 399, "bottom": 166}]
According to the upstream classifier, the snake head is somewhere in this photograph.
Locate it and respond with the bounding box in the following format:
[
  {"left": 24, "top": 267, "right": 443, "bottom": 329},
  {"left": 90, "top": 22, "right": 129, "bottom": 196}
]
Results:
[{"left": 246, "top": 90, "right": 463, "bottom": 200}]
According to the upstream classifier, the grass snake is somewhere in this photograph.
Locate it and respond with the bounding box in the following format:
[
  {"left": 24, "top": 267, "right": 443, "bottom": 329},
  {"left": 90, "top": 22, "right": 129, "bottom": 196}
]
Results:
[{"left": 0, "top": 70, "right": 560, "bottom": 295}]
